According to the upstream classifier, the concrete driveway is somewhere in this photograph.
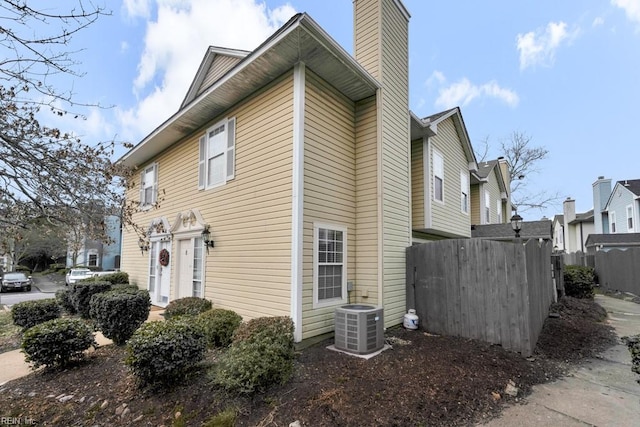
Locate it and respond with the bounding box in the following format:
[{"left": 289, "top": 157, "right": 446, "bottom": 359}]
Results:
[{"left": 479, "top": 294, "right": 640, "bottom": 427}]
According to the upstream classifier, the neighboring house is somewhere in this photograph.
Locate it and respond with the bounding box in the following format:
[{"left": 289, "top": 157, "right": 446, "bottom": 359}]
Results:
[
  {"left": 559, "top": 197, "right": 594, "bottom": 253},
  {"left": 552, "top": 214, "right": 564, "bottom": 252},
  {"left": 410, "top": 107, "right": 479, "bottom": 242},
  {"left": 585, "top": 233, "right": 640, "bottom": 254},
  {"left": 471, "top": 220, "right": 552, "bottom": 242},
  {"left": 470, "top": 158, "right": 510, "bottom": 226},
  {"left": 120, "top": 0, "right": 417, "bottom": 342},
  {"left": 593, "top": 177, "right": 640, "bottom": 234},
  {"left": 66, "top": 215, "right": 122, "bottom": 270}
]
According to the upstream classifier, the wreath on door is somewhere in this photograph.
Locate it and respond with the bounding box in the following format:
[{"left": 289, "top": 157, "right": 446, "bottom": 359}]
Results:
[{"left": 159, "top": 249, "right": 170, "bottom": 267}]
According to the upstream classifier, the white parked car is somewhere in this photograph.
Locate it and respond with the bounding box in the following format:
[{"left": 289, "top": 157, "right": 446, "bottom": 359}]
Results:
[{"left": 65, "top": 268, "right": 93, "bottom": 285}]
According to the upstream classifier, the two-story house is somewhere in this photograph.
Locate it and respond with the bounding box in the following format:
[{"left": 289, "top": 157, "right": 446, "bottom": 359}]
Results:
[
  {"left": 559, "top": 197, "right": 594, "bottom": 254},
  {"left": 470, "top": 158, "right": 510, "bottom": 226},
  {"left": 410, "top": 107, "right": 479, "bottom": 243},
  {"left": 120, "top": 0, "right": 424, "bottom": 342}
]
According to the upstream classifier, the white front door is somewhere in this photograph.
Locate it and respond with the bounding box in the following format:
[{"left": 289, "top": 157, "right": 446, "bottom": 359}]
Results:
[
  {"left": 148, "top": 240, "right": 171, "bottom": 306},
  {"left": 176, "top": 237, "right": 204, "bottom": 299}
]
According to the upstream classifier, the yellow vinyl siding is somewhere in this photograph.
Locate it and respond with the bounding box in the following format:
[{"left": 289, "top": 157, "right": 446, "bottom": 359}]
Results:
[
  {"left": 354, "top": 0, "right": 381, "bottom": 79},
  {"left": 380, "top": 0, "right": 411, "bottom": 327},
  {"left": 198, "top": 55, "right": 242, "bottom": 96},
  {"left": 302, "top": 71, "right": 357, "bottom": 338},
  {"left": 430, "top": 117, "right": 471, "bottom": 237},
  {"left": 411, "top": 138, "right": 425, "bottom": 229},
  {"left": 122, "top": 73, "right": 295, "bottom": 320},
  {"left": 470, "top": 184, "right": 481, "bottom": 225},
  {"left": 355, "top": 95, "right": 379, "bottom": 306}
]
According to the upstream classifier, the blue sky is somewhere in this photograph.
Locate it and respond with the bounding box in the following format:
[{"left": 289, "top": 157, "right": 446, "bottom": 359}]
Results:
[{"left": 47, "top": 0, "right": 640, "bottom": 221}]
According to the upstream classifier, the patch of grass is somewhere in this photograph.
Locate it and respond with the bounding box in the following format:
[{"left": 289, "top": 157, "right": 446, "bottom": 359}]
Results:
[
  {"left": 0, "top": 308, "right": 22, "bottom": 353},
  {"left": 203, "top": 407, "right": 237, "bottom": 427}
]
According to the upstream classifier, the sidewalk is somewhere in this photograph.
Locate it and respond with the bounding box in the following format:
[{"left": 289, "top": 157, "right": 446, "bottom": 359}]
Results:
[
  {"left": 479, "top": 294, "right": 640, "bottom": 427},
  {"left": 31, "top": 274, "right": 66, "bottom": 294}
]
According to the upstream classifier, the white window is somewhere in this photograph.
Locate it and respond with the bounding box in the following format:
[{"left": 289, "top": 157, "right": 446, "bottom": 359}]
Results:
[
  {"left": 313, "top": 223, "right": 347, "bottom": 307},
  {"left": 497, "top": 200, "right": 502, "bottom": 223},
  {"left": 460, "top": 171, "right": 468, "bottom": 213},
  {"left": 627, "top": 205, "right": 634, "bottom": 231},
  {"left": 192, "top": 237, "right": 203, "bottom": 298},
  {"left": 88, "top": 252, "right": 98, "bottom": 267},
  {"left": 610, "top": 212, "right": 617, "bottom": 233},
  {"left": 433, "top": 149, "right": 444, "bottom": 202},
  {"left": 484, "top": 190, "right": 490, "bottom": 224},
  {"left": 199, "top": 117, "right": 236, "bottom": 190},
  {"left": 140, "top": 163, "right": 158, "bottom": 208}
]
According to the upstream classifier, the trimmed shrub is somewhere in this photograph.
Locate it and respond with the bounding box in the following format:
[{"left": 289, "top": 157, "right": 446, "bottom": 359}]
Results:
[
  {"left": 564, "top": 265, "right": 595, "bottom": 299},
  {"left": 214, "top": 316, "right": 295, "bottom": 394},
  {"left": 197, "top": 309, "right": 242, "bottom": 348},
  {"left": 90, "top": 289, "right": 151, "bottom": 345},
  {"left": 164, "top": 297, "right": 212, "bottom": 320},
  {"left": 623, "top": 335, "right": 640, "bottom": 381},
  {"left": 55, "top": 288, "right": 77, "bottom": 315},
  {"left": 11, "top": 299, "right": 60, "bottom": 330},
  {"left": 69, "top": 281, "right": 112, "bottom": 318},
  {"left": 125, "top": 320, "right": 206, "bottom": 387},
  {"left": 98, "top": 272, "right": 129, "bottom": 285},
  {"left": 21, "top": 318, "right": 96, "bottom": 370},
  {"left": 111, "top": 284, "right": 140, "bottom": 293}
]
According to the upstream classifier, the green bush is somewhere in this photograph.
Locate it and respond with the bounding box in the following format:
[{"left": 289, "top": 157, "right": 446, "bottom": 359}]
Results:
[
  {"left": 111, "top": 284, "right": 140, "bottom": 293},
  {"left": 90, "top": 289, "right": 151, "bottom": 345},
  {"left": 11, "top": 299, "right": 61, "bottom": 330},
  {"left": 21, "top": 318, "right": 96, "bottom": 370},
  {"left": 564, "top": 265, "right": 595, "bottom": 299},
  {"left": 164, "top": 297, "right": 212, "bottom": 320},
  {"left": 69, "top": 281, "right": 112, "bottom": 318},
  {"left": 197, "top": 309, "right": 242, "bottom": 348},
  {"left": 97, "top": 272, "right": 129, "bottom": 285},
  {"left": 213, "top": 316, "right": 295, "bottom": 394},
  {"left": 125, "top": 320, "right": 206, "bottom": 387},
  {"left": 55, "top": 288, "right": 77, "bottom": 315},
  {"left": 623, "top": 335, "right": 640, "bottom": 380}
]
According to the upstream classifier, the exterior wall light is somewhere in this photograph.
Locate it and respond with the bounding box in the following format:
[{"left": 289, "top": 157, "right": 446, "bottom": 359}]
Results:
[
  {"left": 138, "top": 236, "right": 149, "bottom": 255},
  {"left": 201, "top": 225, "right": 215, "bottom": 253}
]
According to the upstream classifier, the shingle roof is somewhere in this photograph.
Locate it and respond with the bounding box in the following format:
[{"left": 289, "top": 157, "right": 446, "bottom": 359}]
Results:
[
  {"left": 568, "top": 209, "right": 594, "bottom": 224},
  {"left": 618, "top": 179, "right": 640, "bottom": 197},
  {"left": 422, "top": 107, "right": 457, "bottom": 123},
  {"left": 471, "top": 220, "right": 552, "bottom": 240},
  {"left": 585, "top": 233, "right": 640, "bottom": 247}
]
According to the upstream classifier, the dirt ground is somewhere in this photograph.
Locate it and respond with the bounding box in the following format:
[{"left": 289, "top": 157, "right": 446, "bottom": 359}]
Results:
[{"left": 0, "top": 297, "right": 618, "bottom": 426}]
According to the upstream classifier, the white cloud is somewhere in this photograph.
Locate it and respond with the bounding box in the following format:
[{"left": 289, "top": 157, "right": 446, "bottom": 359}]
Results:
[
  {"left": 119, "top": 0, "right": 296, "bottom": 141},
  {"left": 592, "top": 16, "right": 605, "bottom": 27},
  {"left": 516, "top": 21, "right": 578, "bottom": 70},
  {"left": 433, "top": 76, "right": 519, "bottom": 110},
  {"left": 425, "top": 70, "right": 446, "bottom": 88},
  {"left": 122, "top": 0, "right": 152, "bottom": 19},
  {"left": 612, "top": 0, "right": 640, "bottom": 25}
]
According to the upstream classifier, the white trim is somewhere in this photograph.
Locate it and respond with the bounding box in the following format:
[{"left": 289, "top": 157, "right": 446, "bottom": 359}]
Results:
[
  {"left": 291, "top": 63, "right": 305, "bottom": 342},
  {"left": 199, "top": 117, "right": 236, "bottom": 190},
  {"left": 312, "top": 222, "right": 348, "bottom": 309},
  {"left": 484, "top": 188, "right": 491, "bottom": 224},
  {"left": 376, "top": 89, "right": 384, "bottom": 310},
  {"left": 627, "top": 204, "right": 634, "bottom": 232},
  {"left": 460, "top": 169, "right": 469, "bottom": 214},
  {"left": 432, "top": 147, "right": 444, "bottom": 204},
  {"left": 140, "top": 162, "right": 158, "bottom": 210},
  {"left": 610, "top": 211, "right": 617, "bottom": 233},
  {"left": 423, "top": 137, "right": 432, "bottom": 228}
]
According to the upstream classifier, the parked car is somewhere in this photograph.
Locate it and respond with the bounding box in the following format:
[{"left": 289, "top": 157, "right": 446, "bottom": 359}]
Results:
[
  {"left": 65, "top": 268, "right": 93, "bottom": 285},
  {"left": 1, "top": 272, "right": 32, "bottom": 292}
]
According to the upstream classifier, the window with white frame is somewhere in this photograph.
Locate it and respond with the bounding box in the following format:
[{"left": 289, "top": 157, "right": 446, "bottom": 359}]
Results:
[
  {"left": 497, "top": 199, "right": 502, "bottom": 223},
  {"left": 460, "top": 171, "right": 468, "bottom": 213},
  {"left": 88, "top": 252, "right": 98, "bottom": 267},
  {"left": 433, "top": 149, "right": 444, "bottom": 202},
  {"left": 314, "top": 224, "right": 346, "bottom": 306},
  {"left": 627, "top": 205, "right": 634, "bottom": 231},
  {"left": 610, "top": 211, "right": 617, "bottom": 233},
  {"left": 484, "top": 190, "right": 490, "bottom": 224},
  {"left": 192, "top": 237, "right": 203, "bottom": 298},
  {"left": 140, "top": 163, "right": 158, "bottom": 207},
  {"left": 199, "top": 117, "right": 236, "bottom": 190}
]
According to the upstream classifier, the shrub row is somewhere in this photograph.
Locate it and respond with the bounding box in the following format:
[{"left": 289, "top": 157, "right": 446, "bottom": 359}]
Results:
[
  {"left": 563, "top": 265, "right": 595, "bottom": 299},
  {"left": 11, "top": 299, "right": 60, "bottom": 330},
  {"left": 164, "top": 296, "right": 212, "bottom": 319},
  {"left": 90, "top": 289, "right": 151, "bottom": 345}
]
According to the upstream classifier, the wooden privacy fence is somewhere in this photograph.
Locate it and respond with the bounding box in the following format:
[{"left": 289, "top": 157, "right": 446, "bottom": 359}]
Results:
[
  {"left": 595, "top": 248, "right": 640, "bottom": 295},
  {"left": 406, "top": 239, "right": 555, "bottom": 356}
]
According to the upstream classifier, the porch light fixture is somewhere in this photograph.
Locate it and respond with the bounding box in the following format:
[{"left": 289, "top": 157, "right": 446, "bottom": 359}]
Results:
[
  {"left": 510, "top": 213, "right": 523, "bottom": 239},
  {"left": 201, "top": 225, "right": 215, "bottom": 253},
  {"left": 138, "top": 236, "right": 149, "bottom": 255}
]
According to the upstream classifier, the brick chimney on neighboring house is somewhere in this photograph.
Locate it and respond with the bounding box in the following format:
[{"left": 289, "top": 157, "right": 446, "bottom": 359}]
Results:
[{"left": 592, "top": 176, "right": 612, "bottom": 233}]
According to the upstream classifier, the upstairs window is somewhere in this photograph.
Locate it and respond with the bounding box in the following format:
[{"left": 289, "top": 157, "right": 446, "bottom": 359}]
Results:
[
  {"left": 140, "top": 163, "right": 158, "bottom": 208},
  {"left": 199, "top": 117, "right": 236, "bottom": 190},
  {"left": 433, "top": 149, "right": 444, "bottom": 203},
  {"left": 610, "top": 212, "right": 617, "bottom": 233},
  {"left": 627, "top": 205, "right": 634, "bottom": 231},
  {"left": 484, "top": 190, "right": 490, "bottom": 224},
  {"left": 460, "top": 171, "right": 468, "bottom": 213}
]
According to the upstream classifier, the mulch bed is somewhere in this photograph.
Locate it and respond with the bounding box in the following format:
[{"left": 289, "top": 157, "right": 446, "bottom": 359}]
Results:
[{"left": 0, "top": 297, "right": 618, "bottom": 426}]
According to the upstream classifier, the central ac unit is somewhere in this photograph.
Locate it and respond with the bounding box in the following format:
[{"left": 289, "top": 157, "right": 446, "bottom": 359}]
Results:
[{"left": 334, "top": 305, "right": 384, "bottom": 355}]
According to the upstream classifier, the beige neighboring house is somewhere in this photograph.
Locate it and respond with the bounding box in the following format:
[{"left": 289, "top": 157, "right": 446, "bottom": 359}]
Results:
[
  {"left": 120, "top": 0, "right": 415, "bottom": 342},
  {"left": 470, "top": 158, "right": 510, "bottom": 226},
  {"left": 410, "top": 107, "right": 479, "bottom": 242},
  {"left": 560, "top": 197, "right": 594, "bottom": 254}
]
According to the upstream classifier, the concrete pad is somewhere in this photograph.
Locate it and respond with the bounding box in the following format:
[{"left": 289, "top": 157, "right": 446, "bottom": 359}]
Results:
[
  {"left": 477, "top": 401, "right": 587, "bottom": 427},
  {"left": 0, "top": 349, "right": 34, "bottom": 386}
]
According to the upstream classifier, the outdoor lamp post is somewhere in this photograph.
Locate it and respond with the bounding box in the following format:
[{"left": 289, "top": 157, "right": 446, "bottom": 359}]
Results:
[
  {"left": 201, "top": 225, "right": 215, "bottom": 254},
  {"left": 510, "top": 213, "right": 523, "bottom": 239}
]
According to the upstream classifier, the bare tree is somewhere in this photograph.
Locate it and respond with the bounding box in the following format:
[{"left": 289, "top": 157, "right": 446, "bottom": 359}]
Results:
[
  {"left": 0, "top": 2, "right": 134, "bottom": 240},
  {"left": 476, "top": 132, "right": 561, "bottom": 214}
]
